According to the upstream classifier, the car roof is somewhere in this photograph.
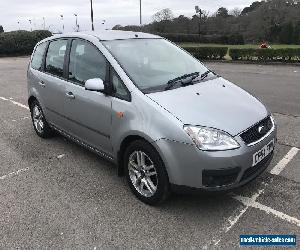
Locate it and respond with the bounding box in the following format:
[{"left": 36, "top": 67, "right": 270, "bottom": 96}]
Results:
[{"left": 46, "top": 30, "right": 161, "bottom": 41}]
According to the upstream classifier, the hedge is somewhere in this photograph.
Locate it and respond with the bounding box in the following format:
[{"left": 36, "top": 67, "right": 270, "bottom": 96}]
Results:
[
  {"left": 183, "top": 46, "right": 228, "bottom": 60},
  {"left": 229, "top": 48, "right": 300, "bottom": 62},
  {"left": 0, "top": 30, "right": 52, "bottom": 56},
  {"left": 156, "top": 33, "right": 244, "bottom": 45}
]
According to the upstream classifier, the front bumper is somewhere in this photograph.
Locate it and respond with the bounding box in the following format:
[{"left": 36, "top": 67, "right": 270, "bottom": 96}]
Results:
[{"left": 153, "top": 125, "right": 277, "bottom": 191}]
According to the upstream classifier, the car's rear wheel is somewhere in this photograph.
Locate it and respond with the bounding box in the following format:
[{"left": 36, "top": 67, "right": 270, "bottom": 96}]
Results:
[
  {"left": 124, "top": 140, "right": 170, "bottom": 205},
  {"left": 30, "top": 100, "right": 53, "bottom": 138}
]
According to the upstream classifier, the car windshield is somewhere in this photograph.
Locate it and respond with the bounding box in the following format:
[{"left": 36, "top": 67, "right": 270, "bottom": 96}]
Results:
[{"left": 102, "top": 39, "right": 210, "bottom": 93}]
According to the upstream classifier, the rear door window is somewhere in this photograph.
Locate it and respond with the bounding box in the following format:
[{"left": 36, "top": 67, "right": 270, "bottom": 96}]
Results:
[
  {"left": 31, "top": 42, "right": 47, "bottom": 71},
  {"left": 45, "top": 39, "right": 68, "bottom": 78}
]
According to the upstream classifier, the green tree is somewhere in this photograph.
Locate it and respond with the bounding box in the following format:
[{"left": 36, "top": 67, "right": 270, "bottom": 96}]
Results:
[
  {"left": 152, "top": 9, "right": 174, "bottom": 33},
  {"left": 216, "top": 7, "right": 229, "bottom": 18},
  {"left": 111, "top": 0, "right": 300, "bottom": 44},
  {"left": 241, "top": 1, "right": 263, "bottom": 15},
  {"left": 0, "top": 25, "right": 4, "bottom": 33},
  {"left": 293, "top": 21, "right": 300, "bottom": 44},
  {"left": 279, "top": 22, "right": 294, "bottom": 44},
  {"left": 152, "top": 8, "right": 174, "bottom": 23}
]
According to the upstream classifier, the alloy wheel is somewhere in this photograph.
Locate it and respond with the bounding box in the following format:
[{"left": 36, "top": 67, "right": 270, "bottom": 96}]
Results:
[
  {"left": 32, "top": 105, "right": 44, "bottom": 134},
  {"left": 128, "top": 151, "right": 158, "bottom": 198}
]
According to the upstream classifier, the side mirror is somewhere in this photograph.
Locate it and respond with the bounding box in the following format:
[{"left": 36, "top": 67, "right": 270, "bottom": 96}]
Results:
[{"left": 85, "top": 78, "right": 105, "bottom": 92}]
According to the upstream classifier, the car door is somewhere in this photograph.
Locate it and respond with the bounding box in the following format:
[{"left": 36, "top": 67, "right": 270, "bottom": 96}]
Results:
[
  {"left": 63, "top": 39, "right": 113, "bottom": 156},
  {"left": 37, "top": 39, "right": 69, "bottom": 128},
  {"left": 109, "top": 67, "right": 132, "bottom": 149},
  {"left": 29, "top": 41, "right": 49, "bottom": 107}
]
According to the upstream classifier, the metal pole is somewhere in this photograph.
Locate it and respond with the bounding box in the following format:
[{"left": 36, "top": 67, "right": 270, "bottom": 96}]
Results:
[
  {"left": 60, "top": 15, "right": 64, "bottom": 33},
  {"left": 43, "top": 17, "right": 45, "bottom": 30},
  {"left": 90, "top": 0, "right": 95, "bottom": 31},
  {"left": 74, "top": 14, "right": 78, "bottom": 31},
  {"left": 76, "top": 16, "right": 78, "bottom": 31},
  {"left": 195, "top": 7, "right": 202, "bottom": 37},
  {"left": 28, "top": 19, "right": 32, "bottom": 31},
  {"left": 139, "top": 0, "right": 142, "bottom": 26},
  {"left": 198, "top": 11, "right": 201, "bottom": 36}
]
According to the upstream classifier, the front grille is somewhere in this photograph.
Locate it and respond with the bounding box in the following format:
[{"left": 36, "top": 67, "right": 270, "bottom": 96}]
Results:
[
  {"left": 202, "top": 167, "right": 240, "bottom": 188},
  {"left": 240, "top": 116, "right": 273, "bottom": 145},
  {"left": 240, "top": 152, "right": 273, "bottom": 182}
]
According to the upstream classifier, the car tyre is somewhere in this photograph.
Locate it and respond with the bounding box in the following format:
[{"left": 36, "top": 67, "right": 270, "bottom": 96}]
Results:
[
  {"left": 30, "top": 100, "right": 53, "bottom": 138},
  {"left": 124, "top": 140, "right": 170, "bottom": 205}
]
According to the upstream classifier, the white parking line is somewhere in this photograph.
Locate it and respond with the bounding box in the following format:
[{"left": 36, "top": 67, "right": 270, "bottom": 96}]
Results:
[
  {"left": 224, "top": 206, "right": 249, "bottom": 234},
  {"left": 234, "top": 195, "right": 300, "bottom": 227},
  {"left": 206, "top": 189, "right": 266, "bottom": 248},
  {"left": 204, "top": 144, "right": 300, "bottom": 248},
  {"left": 0, "top": 167, "right": 29, "bottom": 180},
  {"left": 57, "top": 154, "right": 66, "bottom": 159},
  {"left": 270, "top": 147, "right": 299, "bottom": 175},
  {"left": 223, "top": 189, "right": 264, "bottom": 234},
  {"left": 0, "top": 96, "right": 29, "bottom": 110},
  {"left": 11, "top": 117, "right": 30, "bottom": 122}
]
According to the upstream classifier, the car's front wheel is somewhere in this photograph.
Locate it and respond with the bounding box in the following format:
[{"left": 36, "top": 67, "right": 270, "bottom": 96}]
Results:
[
  {"left": 30, "top": 100, "right": 53, "bottom": 138},
  {"left": 124, "top": 140, "right": 170, "bottom": 205}
]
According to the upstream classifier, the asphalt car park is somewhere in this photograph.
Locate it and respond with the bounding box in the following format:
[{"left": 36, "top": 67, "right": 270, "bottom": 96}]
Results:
[{"left": 0, "top": 57, "right": 299, "bottom": 249}]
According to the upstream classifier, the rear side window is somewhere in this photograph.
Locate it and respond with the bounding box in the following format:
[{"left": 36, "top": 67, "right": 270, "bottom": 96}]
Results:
[
  {"left": 45, "top": 39, "right": 68, "bottom": 77},
  {"left": 68, "top": 39, "right": 107, "bottom": 85},
  {"left": 31, "top": 42, "right": 47, "bottom": 70}
]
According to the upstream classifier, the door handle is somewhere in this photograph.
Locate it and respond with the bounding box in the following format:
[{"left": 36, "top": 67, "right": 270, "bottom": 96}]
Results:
[
  {"left": 38, "top": 81, "right": 46, "bottom": 87},
  {"left": 66, "top": 92, "right": 75, "bottom": 99}
]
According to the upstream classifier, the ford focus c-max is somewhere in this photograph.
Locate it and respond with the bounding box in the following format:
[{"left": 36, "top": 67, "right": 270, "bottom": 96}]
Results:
[{"left": 27, "top": 31, "right": 277, "bottom": 205}]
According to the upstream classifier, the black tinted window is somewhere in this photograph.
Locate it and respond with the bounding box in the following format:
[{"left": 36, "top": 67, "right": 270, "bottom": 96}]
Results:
[
  {"left": 68, "top": 39, "right": 106, "bottom": 85},
  {"left": 45, "top": 40, "right": 67, "bottom": 77},
  {"left": 31, "top": 42, "right": 47, "bottom": 70}
]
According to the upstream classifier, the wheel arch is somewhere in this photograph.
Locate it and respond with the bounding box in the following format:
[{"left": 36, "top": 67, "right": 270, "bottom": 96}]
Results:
[
  {"left": 28, "top": 95, "right": 38, "bottom": 109},
  {"left": 117, "top": 135, "right": 146, "bottom": 176},
  {"left": 117, "top": 134, "right": 166, "bottom": 178}
]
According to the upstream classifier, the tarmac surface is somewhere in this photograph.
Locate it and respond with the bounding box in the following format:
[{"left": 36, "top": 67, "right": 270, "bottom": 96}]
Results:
[{"left": 0, "top": 57, "right": 299, "bottom": 249}]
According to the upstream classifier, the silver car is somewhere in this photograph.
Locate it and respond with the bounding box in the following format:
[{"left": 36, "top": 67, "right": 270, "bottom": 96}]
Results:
[{"left": 27, "top": 31, "right": 277, "bottom": 205}]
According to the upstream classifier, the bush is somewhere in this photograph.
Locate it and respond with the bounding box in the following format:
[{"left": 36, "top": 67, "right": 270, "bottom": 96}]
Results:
[
  {"left": 156, "top": 33, "right": 244, "bottom": 44},
  {"left": 229, "top": 49, "right": 255, "bottom": 60},
  {"left": 183, "top": 46, "right": 228, "bottom": 60},
  {"left": 229, "top": 48, "right": 300, "bottom": 62},
  {"left": 0, "top": 30, "right": 52, "bottom": 56}
]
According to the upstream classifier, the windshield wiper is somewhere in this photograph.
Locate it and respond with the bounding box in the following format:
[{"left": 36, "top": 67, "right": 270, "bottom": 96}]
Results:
[
  {"left": 164, "top": 70, "right": 217, "bottom": 91},
  {"left": 165, "top": 72, "right": 200, "bottom": 90},
  {"left": 200, "top": 70, "right": 214, "bottom": 81}
]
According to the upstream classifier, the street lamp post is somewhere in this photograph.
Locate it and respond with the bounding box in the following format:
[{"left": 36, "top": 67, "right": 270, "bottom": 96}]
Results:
[
  {"left": 139, "top": 0, "right": 142, "bottom": 26},
  {"left": 17, "top": 21, "right": 20, "bottom": 31},
  {"left": 195, "top": 6, "right": 203, "bottom": 37},
  {"left": 43, "top": 17, "right": 46, "bottom": 30},
  {"left": 74, "top": 14, "right": 79, "bottom": 32},
  {"left": 60, "top": 15, "right": 64, "bottom": 33},
  {"left": 28, "top": 19, "right": 32, "bottom": 31},
  {"left": 90, "top": 0, "right": 95, "bottom": 31}
]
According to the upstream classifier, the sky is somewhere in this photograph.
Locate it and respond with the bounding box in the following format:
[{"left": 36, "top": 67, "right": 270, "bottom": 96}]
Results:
[{"left": 0, "top": 0, "right": 256, "bottom": 32}]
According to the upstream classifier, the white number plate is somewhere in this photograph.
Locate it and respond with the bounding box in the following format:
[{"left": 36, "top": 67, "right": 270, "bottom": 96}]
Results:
[{"left": 252, "top": 139, "right": 275, "bottom": 167}]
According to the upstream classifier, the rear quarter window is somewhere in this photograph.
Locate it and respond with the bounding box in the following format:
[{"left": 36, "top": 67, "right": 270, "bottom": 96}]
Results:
[
  {"left": 31, "top": 42, "right": 47, "bottom": 71},
  {"left": 45, "top": 39, "right": 68, "bottom": 78}
]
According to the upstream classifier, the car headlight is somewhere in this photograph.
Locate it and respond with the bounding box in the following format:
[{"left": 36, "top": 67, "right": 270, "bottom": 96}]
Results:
[{"left": 183, "top": 125, "right": 240, "bottom": 151}]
